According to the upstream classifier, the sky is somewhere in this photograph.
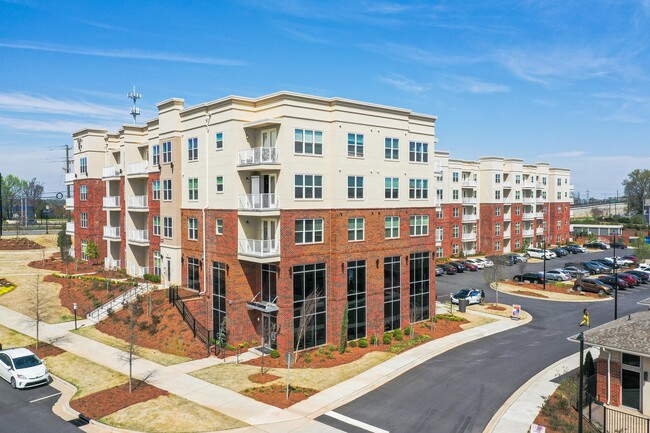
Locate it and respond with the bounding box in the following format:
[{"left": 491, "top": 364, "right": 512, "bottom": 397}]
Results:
[{"left": 1, "top": 0, "right": 650, "bottom": 200}]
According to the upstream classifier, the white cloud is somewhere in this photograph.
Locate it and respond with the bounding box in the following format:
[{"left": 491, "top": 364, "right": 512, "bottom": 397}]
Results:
[
  {"left": 365, "top": 42, "right": 481, "bottom": 66},
  {"left": 538, "top": 150, "right": 586, "bottom": 158},
  {"left": 0, "top": 92, "right": 126, "bottom": 118},
  {"left": 0, "top": 117, "right": 110, "bottom": 133},
  {"left": 0, "top": 41, "right": 246, "bottom": 66},
  {"left": 439, "top": 76, "right": 509, "bottom": 94},
  {"left": 378, "top": 74, "right": 429, "bottom": 94}
]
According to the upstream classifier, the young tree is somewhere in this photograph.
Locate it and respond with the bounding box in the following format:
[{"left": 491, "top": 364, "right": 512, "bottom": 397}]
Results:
[
  {"left": 57, "top": 224, "right": 72, "bottom": 274},
  {"left": 24, "top": 274, "right": 57, "bottom": 351},
  {"left": 516, "top": 260, "right": 527, "bottom": 280},
  {"left": 482, "top": 263, "right": 505, "bottom": 306},
  {"left": 116, "top": 298, "right": 153, "bottom": 393},
  {"left": 1, "top": 174, "right": 27, "bottom": 222},
  {"left": 86, "top": 240, "right": 99, "bottom": 265},
  {"left": 338, "top": 303, "right": 348, "bottom": 354},
  {"left": 623, "top": 169, "right": 650, "bottom": 216},
  {"left": 632, "top": 237, "right": 650, "bottom": 263},
  {"left": 294, "top": 289, "right": 320, "bottom": 359}
]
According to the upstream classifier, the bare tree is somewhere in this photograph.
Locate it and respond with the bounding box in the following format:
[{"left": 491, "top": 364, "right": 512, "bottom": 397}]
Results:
[
  {"left": 294, "top": 289, "right": 320, "bottom": 359},
  {"left": 516, "top": 260, "right": 527, "bottom": 281},
  {"left": 115, "top": 298, "right": 151, "bottom": 393},
  {"left": 24, "top": 274, "right": 57, "bottom": 351},
  {"left": 482, "top": 263, "right": 505, "bottom": 306}
]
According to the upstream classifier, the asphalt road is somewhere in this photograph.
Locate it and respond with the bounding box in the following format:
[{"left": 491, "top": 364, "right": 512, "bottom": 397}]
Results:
[
  {"left": 0, "top": 379, "right": 82, "bottom": 433},
  {"left": 317, "top": 249, "right": 650, "bottom": 433}
]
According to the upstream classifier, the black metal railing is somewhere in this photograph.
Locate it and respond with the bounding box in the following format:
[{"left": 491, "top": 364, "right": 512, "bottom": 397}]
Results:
[
  {"left": 168, "top": 286, "right": 212, "bottom": 347},
  {"left": 584, "top": 393, "right": 650, "bottom": 433}
]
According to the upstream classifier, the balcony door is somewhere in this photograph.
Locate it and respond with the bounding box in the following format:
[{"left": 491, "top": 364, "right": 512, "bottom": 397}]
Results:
[
  {"left": 261, "top": 129, "right": 276, "bottom": 148},
  {"left": 262, "top": 219, "right": 276, "bottom": 253},
  {"left": 250, "top": 174, "right": 276, "bottom": 209}
]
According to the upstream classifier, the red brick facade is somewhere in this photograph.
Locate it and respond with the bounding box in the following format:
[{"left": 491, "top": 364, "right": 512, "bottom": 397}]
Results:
[
  {"left": 548, "top": 202, "right": 571, "bottom": 245},
  {"left": 74, "top": 179, "right": 106, "bottom": 260},
  {"left": 596, "top": 358, "right": 621, "bottom": 406},
  {"left": 147, "top": 173, "right": 160, "bottom": 270}
]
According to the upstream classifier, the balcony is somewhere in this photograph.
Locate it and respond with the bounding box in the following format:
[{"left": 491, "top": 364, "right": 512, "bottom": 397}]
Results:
[
  {"left": 105, "top": 257, "right": 121, "bottom": 270},
  {"left": 247, "top": 292, "right": 279, "bottom": 313},
  {"left": 103, "top": 166, "right": 121, "bottom": 179},
  {"left": 238, "top": 147, "right": 280, "bottom": 167},
  {"left": 502, "top": 181, "right": 512, "bottom": 188},
  {"left": 128, "top": 229, "right": 149, "bottom": 245},
  {"left": 462, "top": 197, "right": 478, "bottom": 205},
  {"left": 523, "top": 229, "right": 534, "bottom": 236},
  {"left": 462, "top": 214, "right": 477, "bottom": 222},
  {"left": 127, "top": 195, "right": 148, "bottom": 210},
  {"left": 127, "top": 161, "right": 149, "bottom": 176},
  {"left": 65, "top": 172, "right": 75, "bottom": 183},
  {"left": 65, "top": 197, "right": 74, "bottom": 209},
  {"left": 103, "top": 226, "right": 120, "bottom": 239},
  {"left": 461, "top": 179, "right": 477, "bottom": 188},
  {"left": 523, "top": 197, "right": 536, "bottom": 204},
  {"left": 536, "top": 182, "right": 546, "bottom": 189},
  {"left": 503, "top": 212, "right": 512, "bottom": 220},
  {"left": 238, "top": 193, "right": 280, "bottom": 212},
  {"left": 66, "top": 221, "right": 74, "bottom": 234},
  {"left": 535, "top": 212, "right": 544, "bottom": 219},
  {"left": 523, "top": 212, "right": 535, "bottom": 220},
  {"left": 464, "top": 249, "right": 477, "bottom": 256},
  {"left": 238, "top": 239, "right": 280, "bottom": 261},
  {"left": 462, "top": 232, "right": 477, "bottom": 241},
  {"left": 503, "top": 229, "right": 511, "bottom": 238},
  {"left": 103, "top": 196, "right": 120, "bottom": 209},
  {"left": 536, "top": 227, "right": 544, "bottom": 235},
  {"left": 129, "top": 265, "right": 149, "bottom": 277},
  {"left": 522, "top": 182, "right": 535, "bottom": 190},
  {"left": 502, "top": 197, "right": 512, "bottom": 205}
]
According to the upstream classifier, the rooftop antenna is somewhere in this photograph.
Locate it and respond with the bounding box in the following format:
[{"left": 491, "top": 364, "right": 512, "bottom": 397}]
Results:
[{"left": 127, "top": 85, "right": 142, "bottom": 124}]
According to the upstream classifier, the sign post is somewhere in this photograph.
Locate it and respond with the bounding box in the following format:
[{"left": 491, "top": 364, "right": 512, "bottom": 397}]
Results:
[
  {"left": 285, "top": 352, "right": 294, "bottom": 400},
  {"left": 511, "top": 304, "right": 521, "bottom": 320}
]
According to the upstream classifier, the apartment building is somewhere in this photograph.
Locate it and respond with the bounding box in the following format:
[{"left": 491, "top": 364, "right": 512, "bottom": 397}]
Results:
[
  {"left": 68, "top": 92, "right": 439, "bottom": 353},
  {"left": 434, "top": 152, "right": 572, "bottom": 258}
]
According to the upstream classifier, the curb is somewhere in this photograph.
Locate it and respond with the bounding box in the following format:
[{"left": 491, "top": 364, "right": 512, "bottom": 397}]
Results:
[{"left": 493, "top": 283, "right": 612, "bottom": 303}]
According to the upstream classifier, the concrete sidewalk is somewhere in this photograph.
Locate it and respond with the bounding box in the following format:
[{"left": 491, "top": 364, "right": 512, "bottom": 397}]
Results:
[{"left": 0, "top": 303, "right": 529, "bottom": 433}]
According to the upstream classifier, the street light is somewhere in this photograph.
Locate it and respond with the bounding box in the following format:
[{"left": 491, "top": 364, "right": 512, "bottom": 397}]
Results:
[
  {"left": 73, "top": 302, "right": 78, "bottom": 330},
  {"left": 577, "top": 331, "right": 585, "bottom": 433},
  {"left": 543, "top": 235, "right": 547, "bottom": 291},
  {"left": 45, "top": 204, "right": 50, "bottom": 235},
  {"left": 612, "top": 232, "right": 618, "bottom": 320}
]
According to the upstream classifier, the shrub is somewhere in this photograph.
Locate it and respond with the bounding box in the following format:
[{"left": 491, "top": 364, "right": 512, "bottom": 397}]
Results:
[
  {"left": 436, "top": 313, "right": 466, "bottom": 322},
  {"left": 358, "top": 338, "right": 368, "bottom": 348},
  {"left": 369, "top": 334, "right": 378, "bottom": 345},
  {"left": 404, "top": 326, "right": 413, "bottom": 337},
  {"left": 393, "top": 329, "right": 403, "bottom": 341},
  {"left": 143, "top": 273, "right": 161, "bottom": 283},
  {"left": 327, "top": 345, "right": 336, "bottom": 352},
  {"left": 0, "top": 285, "right": 16, "bottom": 296},
  {"left": 269, "top": 349, "right": 280, "bottom": 359},
  {"left": 387, "top": 335, "right": 431, "bottom": 354},
  {"left": 382, "top": 333, "right": 392, "bottom": 345},
  {"left": 349, "top": 340, "right": 357, "bottom": 347},
  {"left": 304, "top": 353, "right": 312, "bottom": 364}
]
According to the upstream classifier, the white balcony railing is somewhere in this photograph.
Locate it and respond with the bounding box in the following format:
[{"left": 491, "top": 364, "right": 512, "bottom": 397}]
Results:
[
  {"left": 238, "top": 147, "right": 280, "bottom": 166},
  {"left": 462, "top": 232, "right": 477, "bottom": 241},
  {"left": 128, "top": 229, "right": 149, "bottom": 243},
  {"left": 238, "top": 193, "right": 280, "bottom": 211},
  {"left": 536, "top": 227, "right": 544, "bottom": 235},
  {"left": 65, "top": 197, "right": 74, "bottom": 208},
  {"left": 127, "top": 195, "right": 148, "bottom": 209},
  {"left": 523, "top": 212, "right": 535, "bottom": 220},
  {"left": 104, "top": 257, "right": 121, "bottom": 269},
  {"left": 461, "top": 179, "right": 477, "bottom": 187},
  {"left": 536, "top": 182, "right": 546, "bottom": 189},
  {"left": 129, "top": 265, "right": 149, "bottom": 277},
  {"left": 523, "top": 197, "right": 536, "bottom": 204},
  {"left": 128, "top": 161, "right": 149, "bottom": 175},
  {"left": 502, "top": 198, "right": 512, "bottom": 205},
  {"left": 102, "top": 166, "right": 121, "bottom": 178},
  {"left": 535, "top": 212, "right": 544, "bottom": 218},
  {"left": 502, "top": 181, "right": 512, "bottom": 188},
  {"left": 103, "top": 196, "right": 120, "bottom": 208},
  {"left": 503, "top": 213, "right": 512, "bottom": 220},
  {"left": 65, "top": 172, "right": 75, "bottom": 183},
  {"left": 503, "top": 230, "right": 511, "bottom": 238},
  {"left": 238, "top": 239, "right": 280, "bottom": 258},
  {"left": 103, "top": 226, "right": 120, "bottom": 239},
  {"left": 462, "top": 197, "right": 477, "bottom": 204},
  {"left": 523, "top": 229, "right": 534, "bottom": 236},
  {"left": 66, "top": 221, "right": 74, "bottom": 234},
  {"left": 68, "top": 247, "right": 75, "bottom": 258},
  {"left": 462, "top": 214, "right": 477, "bottom": 222},
  {"left": 463, "top": 249, "right": 477, "bottom": 256}
]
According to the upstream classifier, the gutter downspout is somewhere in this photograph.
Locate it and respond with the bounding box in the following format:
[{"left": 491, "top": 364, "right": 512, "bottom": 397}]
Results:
[
  {"left": 200, "top": 114, "right": 211, "bottom": 295},
  {"left": 602, "top": 347, "right": 611, "bottom": 404}
]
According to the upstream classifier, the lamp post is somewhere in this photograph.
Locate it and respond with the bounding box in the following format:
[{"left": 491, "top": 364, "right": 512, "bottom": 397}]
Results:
[
  {"left": 577, "top": 331, "right": 585, "bottom": 433},
  {"left": 613, "top": 232, "right": 618, "bottom": 320},
  {"left": 73, "top": 302, "right": 78, "bottom": 330},
  {"left": 543, "top": 236, "right": 547, "bottom": 291},
  {"left": 45, "top": 204, "right": 50, "bottom": 235}
]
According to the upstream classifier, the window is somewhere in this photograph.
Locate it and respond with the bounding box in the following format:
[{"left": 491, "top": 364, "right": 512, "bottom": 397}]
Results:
[
  {"left": 515, "top": 191, "right": 521, "bottom": 200},
  {"left": 347, "top": 133, "right": 364, "bottom": 157},
  {"left": 81, "top": 212, "right": 87, "bottom": 228},
  {"left": 80, "top": 185, "right": 87, "bottom": 201},
  {"left": 452, "top": 207, "right": 459, "bottom": 218},
  {"left": 452, "top": 244, "right": 459, "bottom": 255},
  {"left": 216, "top": 176, "right": 224, "bottom": 193},
  {"left": 385, "top": 137, "right": 399, "bottom": 160},
  {"left": 295, "top": 129, "right": 323, "bottom": 155},
  {"left": 557, "top": 192, "right": 561, "bottom": 199},
  {"left": 385, "top": 216, "right": 400, "bottom": 239},
  {"left": 409, "top": 178, "right": 429, "bottom": 199},
  {"left": 436, "top": 247, "right": 443, "bottom": 258},
  {"left": 495, "top": 223, "right": 501, "bottom": 236},
  {"left": 557, "top": 220, "right": 562, "bottom": 230},
  {"left": 515, "top": 175, "right": 521, "bottom": 185},
  {"left": 153, "top": 216, "right": 160, "bottom": 236},
  {"left": 515, "top": 222, "right": 520, "bottom": 234},
  {"left": 542, "top": 177, "right": 547, "bottom": 185},
  {"left": 495, "top": 206, "right": 501, "bottom": 216},
  {"left": 410, "top": 215, "right": 429, "bottom": 236},
  {"left": 436, "top": 209, "right": 443, "bottom": 219},
  {"left": 436, "top": 189, "right": 443, "bottom": 201},
  {"left": 557, "top": 178, "right": 562, "bottom": 186},
  {"left": 294, "top": 174, "right": 322, "bottom": 199},
  {"left": 542, "top": 191, "right": 547, "bottom": 199},
  {"left": 410, "top": 252, "right": 430, "bottom": 322},
  {"left": 163, "top": 179, "right": 172, "bottom": 201},
  {"left": 293, "top": 263, "right": 327, "bottom": 350},
  {"left": 212, "top": 262, "right": 226, "bottom": 339},
  {"left": 384, "top": 256, "right": 401, "bottom": 332},
  {"left": 495, "top": 241, "right": 501, "bottom": 251},
  {"left": 452, "top": 190, "right": 459, "bottom": 200},
  {"left": 385, "top": 177, "right": 399, "bottom": 199},
  {"left": 152, "top": 144, "right": 160, "bottom": 165},
  {"left": 188, "top": 178, "right": 198, "bottom": 201},
  {"left": 216, "top": 218, "right": 223, "bottom": 235},
  {"left": 348, "top": 217, "right": 364, "bottom": 241},
  {"left": 515, "top": 239, "right": 520, "bottom": 249},
  {"left": 153, "top": 251, "right": 161, "bottom": 277},
  {"left": 81, "top": 240, "right": 88, "bottom": 261},
  {"left": 452, "top": 172, "right": 459, "bottom": 182},
  {"left": 215, "top": 132, "right": 223, "bottom": 150},
  {"left": 79, "top": 157, "right": 87, "bottom": 174},
  {"left": 452, "top": 224, "right": 459, "bottom": 238},
  {"left": 348, "top": 176, "right": 364, "bottom": 199},
  {"left": 557, "top": 205, "right": 562, "bottom": 213},
  {"left": 152, "top": 180, "right": 160, "bottom": 200},
  {"left": 347, "top": 260, "right": 366, "bottom": 340},
  {"left": 187, "top": 257, "right": 200, "bottom": 290},
  {"left": 409, "top": 141, "right": 429, "bottom": 163},
  {"left": 187, "top": 137, "right": 198, "bottom": 161},
  {"left": 295, "top": 219, "right": 323, "bottom": 244},
  {"left": 162, "top": 141, "right": 172, "bottom": 163},
  {"left": 495, "top": 190, "right": 501, "bottom": 200},
  {"left": 436, "top": 226, "right": 443, "bottom": 241},
  {"left": 163, "top": 217, "right": 173, "bottom": 238},
  {"left": 188, "top": 217, "right": 198, "bottom": 240},
  {"left": 515, "top": 206, "right": 521, "bottom": 216},
  {"left": 495, "top": 173, "right": 501, "bottom": 183}
]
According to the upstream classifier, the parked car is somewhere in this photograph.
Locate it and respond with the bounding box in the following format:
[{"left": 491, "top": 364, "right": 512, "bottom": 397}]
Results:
[
  {"left": 475, "top": 258, "right": 494, "bottom": 268},
  {"left": 584, "top": 242, "right": 610, "bottom": 249},
  {"left": 464, "top": 258, "right": 485, "bottom": 269},
  {"left": 25, "top": 218, "right": 37, "bottom": 225},
  {"left": 617, "top": 273, "right": 641, "bottom": 286},
  {"left": 507, "top": 253, "right": 528, "bottom": 263},
  {"left": 487, "top": 255, "right": 515, "bottom": 266},
  {"left": 609, "top": 241, "right": 627, "bottom": 249},
  {"left": 513, "top": 272, "right": 545, "bottom": 284},
  {"left": 437, "top": 263, "right": 457, "bottom": 275},
  {"left": 637, "top": 263, "right": 650, "bottom": 272},
  {"left": 551, "top": 248, "right": 569, "bottom": 257},
  {"left": 598, "top": 274, "right": 629, "bottom": 289},
  {"left": 460, "top": 261, "right": 479, "bottom": 271},
  {"left": 562, "top": 266, "right": 590, "bottom": 279},
  {"left": 565, "top": 244, "right": 586, "bottom": 254},
  {"left": 451, "top": 288, "right": 483, "bottom": 305},
  {"left": 545, "top": 269, "right": 571, "bottom": 281},
  {"left": 613, "top": 257, "right": 634, "bottom": 267},
  {"left": 0, "top": 348, "right": 50, "bottom": 389},
  {"left": 435, "top": 266, "right": 444, "bottom": 276},
  {"left": 623, "top": 270, "right": 649, "bottom": 284},
  {"left": 577, "top": 262, "right": 602, "bottom": 274},
  {"left": 525, "top": 248, "right": 554, "bottom": 260},
  {"left": 592, "top": 259, "right": 618, "bottom": 270},
  {"left": 622, "top": 255, "right": 639, "bottom": 264},
  {"left": 573, "top": 278, "right": 612, "bottom": 295},
  {"left": 447, "top": 261, "right": 466, "bottom": 273}
]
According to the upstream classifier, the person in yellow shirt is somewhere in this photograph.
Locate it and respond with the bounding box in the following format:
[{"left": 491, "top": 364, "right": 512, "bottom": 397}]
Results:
[{"left": 579, "top": 308, "right": 590, "bottom": 327}]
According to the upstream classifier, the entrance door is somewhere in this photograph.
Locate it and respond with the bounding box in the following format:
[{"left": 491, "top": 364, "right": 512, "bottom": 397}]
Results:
[
  {"left": 622, "top": 369, "right": 641, "bottom": 410},
  {"left": 262, "top": 313, "right": 277, "bottom": 350},
  {"left": 262, "top": 220, "right": 276, "bottom": 254},
  {"left": 166, "top": 257, "right": 171, "bottom": 282},
  {"left": 261, "top": 174, "right": 276, "bottom": 208}
]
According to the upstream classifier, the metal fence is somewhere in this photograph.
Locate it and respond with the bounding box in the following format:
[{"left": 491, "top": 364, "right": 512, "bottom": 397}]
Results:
[
  {"left": 168, "top": 286, "right": 212, "bottom": 347},
  {"left": 584, "top": 393, "right": 650, "bottom": 433}
]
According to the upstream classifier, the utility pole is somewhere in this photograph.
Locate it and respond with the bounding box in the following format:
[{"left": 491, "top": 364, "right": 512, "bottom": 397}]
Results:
[
  {"left": 0, "top": 172, "right": 3, "bottom": 239},
  {"left": 64, "top": 144, "right": 72, "bottom": 222}
]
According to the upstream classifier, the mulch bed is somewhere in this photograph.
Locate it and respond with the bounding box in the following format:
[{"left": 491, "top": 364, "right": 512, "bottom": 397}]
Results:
[
  {"left": 242, "top": 384, "right": 318, "bottom": 409},
  {"left": 507, "top": 280, "right": 600, "bottom": 298},
  {"left": 0, "top": 237, "right": 44, "bottom": 250},
  {"left": 26, "top": 342, "right": 65, "bottom": 359},
  {"left": 70, "top": 381, "right": 169, "bottom": 420},
  {"left": 47, "top": 274, "right": 132, "bottom": 318},
  {"left": 249, "top": 373, "right": 280, "bottom": 384},
  {"left": 486, "top": 305, "right": 507, "bottom": 311},
  {"left": 29, "top": 253, "right": 126, "bottom": 278},
  {"left": 95, "top": 290, "right": 209, "bottom": 360},
  {"left": 514, "top": 290, "right": 549, "bottom": 298}
]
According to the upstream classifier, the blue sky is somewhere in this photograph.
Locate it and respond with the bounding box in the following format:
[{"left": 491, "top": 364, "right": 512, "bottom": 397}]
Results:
[{"left": 2, "top": 0, "right": 650, "bottom": 200}]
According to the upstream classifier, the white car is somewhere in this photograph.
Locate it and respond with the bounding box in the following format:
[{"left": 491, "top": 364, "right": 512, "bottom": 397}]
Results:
[
  {"left": 451, "top": 288, "right": 483, "bottom": 305},
  {"left": 0, "top": 348, "right": 50, "bottom": 389},
  {"left": 614, "top": 257, "right": 634, "bottom": 267},
  {"left": 525, "top": 248, "right": 554, "bottom": 260},
  {"left": 475, "top": 258, "right": 494, "bottom": 268},
  {"left": 464, "top": 258, "right": 485, "bottom": 269},
  {"left": 545, "top": 269, "right": 571, "bottom": 281}
]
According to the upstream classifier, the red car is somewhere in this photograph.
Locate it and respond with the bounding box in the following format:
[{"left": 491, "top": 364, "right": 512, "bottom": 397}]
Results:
[
  {"left": 461, "top": 261, "right": 479, "bottom": 271},
  {"left": 622, "top": 255, "right": 638, "bottom": 264},
  {"left": 617, "top": 273, "right": 640, "bottom": 287}
]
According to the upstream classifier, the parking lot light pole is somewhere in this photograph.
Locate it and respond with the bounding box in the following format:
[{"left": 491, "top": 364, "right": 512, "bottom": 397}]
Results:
[
  {"left": 45, "top": 204, "right": 50, "bottom": 235},
  {"left": 613, "top": 234, "right": 618, "bottom": 320},
  {"left": 543, "top": 237, "right": 547, "bottom": 291},
  {"left": 577, "top": 331, "right": 585, "bottom": 433},
  {"left": 73, "top": 303, "right": 78, "bottom": 330}
]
